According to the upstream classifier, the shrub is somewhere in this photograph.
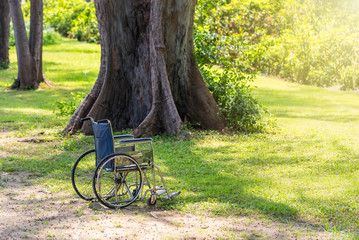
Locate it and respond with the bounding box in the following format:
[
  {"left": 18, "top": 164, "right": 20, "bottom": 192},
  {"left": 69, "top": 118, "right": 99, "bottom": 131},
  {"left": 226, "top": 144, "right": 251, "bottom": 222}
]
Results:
[
  {"left": 68, "top": 7, "right": 99, "bottom": 43},
  {"left": 21, "top": 0, "right": 99, "bottom": 43},
  {"left": 43, "top": 27, "right": 62, "bottom": 45},
  {"left": 200, "top": 65, "right": 272, "bottom": 132},
  {"left": 196, "top": 0, "right": 359, "bottom": 90},
  {"left": 194, "top": 0, "right": 275, "bottom": 132},
  {"left": 9, "top": 24, "right": 15, "bottom": 47},
  {"left": 0, "top": 61, "right": 9, "bottom": 70},
  {"left": 43, "top": 0, "right": 99, "bottom": 43},
  {"left": 9, "top": 23, "right": 62, "bottom": 46},
  {"left": 54, "top": 92, "right": 86, "bottom": 117}
]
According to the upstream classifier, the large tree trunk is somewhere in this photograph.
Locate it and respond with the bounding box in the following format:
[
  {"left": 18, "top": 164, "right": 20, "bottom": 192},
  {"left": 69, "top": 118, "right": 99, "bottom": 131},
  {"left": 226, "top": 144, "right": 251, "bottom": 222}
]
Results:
[
  {"left": 9, "top": 0, "right": 44, "bottom": 89},
  {"left": 0, "top": 0, "right": 10, "bottom": 68},
  {"left": 65, "top": 0, "right": 225, "bottom": 136}
]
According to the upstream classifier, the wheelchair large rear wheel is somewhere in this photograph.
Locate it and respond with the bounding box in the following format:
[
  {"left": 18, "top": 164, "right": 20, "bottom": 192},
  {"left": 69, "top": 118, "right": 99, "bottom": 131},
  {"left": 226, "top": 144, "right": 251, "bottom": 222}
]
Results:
[
  {"left": 93, "top": 154, "right": 143, "bottom": 209},
  {"left": 71, "top": 149, "right": 97, "bottom": 201}
]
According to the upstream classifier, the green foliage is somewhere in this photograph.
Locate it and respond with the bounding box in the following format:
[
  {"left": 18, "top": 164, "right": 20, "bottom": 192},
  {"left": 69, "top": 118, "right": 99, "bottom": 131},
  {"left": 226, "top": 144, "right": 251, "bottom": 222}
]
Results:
[
  {"left": 9, "top": 24, "right": 16, "bottom": 47},
  {"left": 54, "top": 92, "right": 86, "bottom": 117},
  {"left": 200, "top": 65, "right": 272, "bottom": 132},
  {"left": 43, "top": 28, "right": 62, "bottom": 45},
  {"left": 0, "top": 61, "right": 9, "bottom": 70},
  {"left": 68, "top": 7, "right": 99, "bottom": 42},
  {"left": 196, "top": 0, "right": 359, "bottom": 90},
  {"left": 54, "top": 99, "right": 77, "bottom": 117},
  {"left": 21, "top": 0, "right": 98, "bottom": 43},
  {"left": 194, "top": 1, "right": 274, "bottom": 132},
  {"left": 263, "top": 1, "right": 359, "bottom": 90},
  {"left": 42, "top": 0, "right": 99, "bottom": 43},
  {"left": 195, "top": 0, "right": 288, "bottom": 72},
  {"left": 9, "top": 23, "right": 62, "bottom": 46}
]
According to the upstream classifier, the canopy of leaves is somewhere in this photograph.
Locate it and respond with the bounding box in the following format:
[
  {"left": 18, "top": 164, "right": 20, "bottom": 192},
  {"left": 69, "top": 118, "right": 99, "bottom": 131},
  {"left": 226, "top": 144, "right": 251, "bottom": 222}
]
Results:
[
  {"left": 29, "top": 0, "right": 99, "bottom": 43},
  {"left": 195, "top": 0, "right": 359, "bottom": 90}
]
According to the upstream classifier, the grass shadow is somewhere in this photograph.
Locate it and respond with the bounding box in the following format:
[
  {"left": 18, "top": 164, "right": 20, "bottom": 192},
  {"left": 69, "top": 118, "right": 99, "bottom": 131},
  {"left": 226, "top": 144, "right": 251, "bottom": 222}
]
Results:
[{"left": 154, "top": 135, "right": 359, "bottom": 234}]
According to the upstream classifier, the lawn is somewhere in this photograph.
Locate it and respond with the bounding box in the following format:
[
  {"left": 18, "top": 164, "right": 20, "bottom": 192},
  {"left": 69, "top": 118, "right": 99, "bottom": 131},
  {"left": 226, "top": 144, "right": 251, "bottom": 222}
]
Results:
[{"left": 0, "top": 39, "right": 358, "bottom": 238}]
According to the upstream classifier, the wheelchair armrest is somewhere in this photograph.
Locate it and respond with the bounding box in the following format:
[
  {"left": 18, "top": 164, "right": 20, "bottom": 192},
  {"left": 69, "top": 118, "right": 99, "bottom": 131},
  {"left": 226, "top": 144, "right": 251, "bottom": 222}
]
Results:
[
  {"left": 114, "top": 134, "right": 134, "bottom": 140},
  {"left": 119, "top": 138, "right": 152, "bottom": 145}
]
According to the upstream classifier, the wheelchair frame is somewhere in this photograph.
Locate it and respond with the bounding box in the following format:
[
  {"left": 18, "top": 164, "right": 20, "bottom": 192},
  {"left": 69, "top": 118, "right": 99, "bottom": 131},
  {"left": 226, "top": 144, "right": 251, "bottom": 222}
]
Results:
[{"left": 71, "top": 117, "right": 180, "bottom": 209}]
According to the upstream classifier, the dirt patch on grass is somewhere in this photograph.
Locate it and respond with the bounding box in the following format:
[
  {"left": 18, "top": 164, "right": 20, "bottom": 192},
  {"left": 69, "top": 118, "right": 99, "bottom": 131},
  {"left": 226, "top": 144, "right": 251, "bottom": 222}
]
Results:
[{"left": 0, "top": 172, "right": 345, "bottom": 240}]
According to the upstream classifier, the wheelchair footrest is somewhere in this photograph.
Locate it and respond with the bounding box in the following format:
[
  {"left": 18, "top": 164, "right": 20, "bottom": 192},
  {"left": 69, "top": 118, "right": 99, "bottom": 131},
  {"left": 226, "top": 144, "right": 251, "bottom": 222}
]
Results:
[
  {"left": 162, "top": 191, "right": 181, "bottom": 200},
  {"left": 155, "top": 189, "right": 167, "bottom": 196}
]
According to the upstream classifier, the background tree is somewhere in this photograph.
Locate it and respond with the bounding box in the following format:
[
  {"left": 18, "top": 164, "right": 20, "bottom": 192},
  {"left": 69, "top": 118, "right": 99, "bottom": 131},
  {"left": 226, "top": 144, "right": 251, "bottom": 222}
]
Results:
[
  {"left": 9, "top": 0, "right": 44, "bottom": 89},
  {"left": 0, "top": 0, "right": 10, "bottom": 69},
  {"left": 65, "top": 0, "right": 225, "bottom": 136}
]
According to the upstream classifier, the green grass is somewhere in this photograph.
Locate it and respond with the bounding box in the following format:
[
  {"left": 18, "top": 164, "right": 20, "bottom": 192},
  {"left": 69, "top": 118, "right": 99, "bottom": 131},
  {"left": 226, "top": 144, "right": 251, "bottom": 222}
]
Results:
[
  {"left": 0, "top": 38, "right": 100, "bottom": 191},
  {"left": 0, "top": 38, "right": 100, "bottom": 131},
  {"left": 1, "top": 39, "right": 359, "bottom": 238}
]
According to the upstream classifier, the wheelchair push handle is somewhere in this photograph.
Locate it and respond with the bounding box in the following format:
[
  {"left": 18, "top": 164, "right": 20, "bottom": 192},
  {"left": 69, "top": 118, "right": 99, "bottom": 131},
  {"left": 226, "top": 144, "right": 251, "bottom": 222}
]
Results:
[
  {"left": 81, "top": 117, "right": 94, "bottom": 123},
  {"left": 81, "top": 117, "right": 110, "bottom": 124}
]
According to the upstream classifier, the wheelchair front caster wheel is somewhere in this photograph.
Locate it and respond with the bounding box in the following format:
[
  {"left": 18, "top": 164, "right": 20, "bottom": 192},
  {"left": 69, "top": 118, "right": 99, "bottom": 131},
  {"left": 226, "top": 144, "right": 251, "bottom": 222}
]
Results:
[{"left": 147, "top": 195, "right": 157, "bottom": 206}]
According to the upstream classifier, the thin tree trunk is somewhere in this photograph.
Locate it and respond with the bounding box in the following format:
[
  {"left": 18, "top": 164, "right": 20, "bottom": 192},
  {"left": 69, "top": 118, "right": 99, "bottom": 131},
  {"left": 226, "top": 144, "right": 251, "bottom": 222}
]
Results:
[
  {"left": 65, "top": 0, "right": 225, "bottom": 136},
  {"left": 29, "top": 0, "right": 45, "bottom": 82},
  {"left": 9, "top": 0, "right": 44, "bottom": 89},
  {"left": 0, "top": 0, "right": 10, "bottom": 68}
]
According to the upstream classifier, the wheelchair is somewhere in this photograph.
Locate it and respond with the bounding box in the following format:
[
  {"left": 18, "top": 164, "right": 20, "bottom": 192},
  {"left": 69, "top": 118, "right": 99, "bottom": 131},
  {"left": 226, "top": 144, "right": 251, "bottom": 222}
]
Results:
[{"left": 71, "top": 117, "right": 180, "bottom": 209}]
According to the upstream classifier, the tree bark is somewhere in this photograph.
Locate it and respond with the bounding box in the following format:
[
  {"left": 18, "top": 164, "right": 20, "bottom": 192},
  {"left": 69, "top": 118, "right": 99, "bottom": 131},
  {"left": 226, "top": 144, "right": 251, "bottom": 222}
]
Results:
[
  {"left": 0, "top": 0, "right": 10, "bottom": 68},
  {"left": 9, "top": 0, "right": 44, "bottom": 89},
  {"left": 65, "top": 0, "right": 225, "bottom": 136},
  {"left": 29, "top": 0, "right": 44, "bottom": 82}
]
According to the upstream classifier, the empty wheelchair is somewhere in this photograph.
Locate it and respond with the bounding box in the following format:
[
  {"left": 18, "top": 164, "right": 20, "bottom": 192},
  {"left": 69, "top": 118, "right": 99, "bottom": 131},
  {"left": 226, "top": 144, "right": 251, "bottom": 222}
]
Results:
[{"left": 71, "top": 117, "right": 180, "bottom": 209}]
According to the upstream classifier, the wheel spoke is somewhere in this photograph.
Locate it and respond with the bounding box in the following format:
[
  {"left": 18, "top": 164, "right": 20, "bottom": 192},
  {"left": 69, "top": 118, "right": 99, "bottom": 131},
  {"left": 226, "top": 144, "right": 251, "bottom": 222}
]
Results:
[
  {"left": 93, "top": 154, "right": 143, "bottom": 209},
  {"left": 72, "top": 149, "right": 96, "bottom": 201}
]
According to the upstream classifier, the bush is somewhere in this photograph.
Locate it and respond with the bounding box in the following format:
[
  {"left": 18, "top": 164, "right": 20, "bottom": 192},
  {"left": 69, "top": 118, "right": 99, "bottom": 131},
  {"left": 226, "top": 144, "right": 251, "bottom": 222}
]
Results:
[
  {"left": 200, "top": 65, "right": 272, "bottom": 132},
  {"left": 9, "top": 23, "right": 62, "bottom": 46},
  {"left": 21, "top": 0, "right": 99, "bottom": 43},
  {"left": 43, "top": 27, "right": 62, "bottom": 45},
  {"left": 195, "top": 0, "right": 288, "bottom": 72},
  {"left": 0, "top": 61, "right": 9, "bottom": 70},
  {"left": 54, "top": 92, "right": 86, "bottom": 117},
  {"left": 265, "top": 2, "right": 359, "bottom": 89},
  {"left": 43, "top": 0, "right": 99, "bottom": 43},
  {"left": 194, "top": 0, "right": 275, "bottom": 132},
  {"left": 196, "top": 0, "right": 359, "bottom": 90}
]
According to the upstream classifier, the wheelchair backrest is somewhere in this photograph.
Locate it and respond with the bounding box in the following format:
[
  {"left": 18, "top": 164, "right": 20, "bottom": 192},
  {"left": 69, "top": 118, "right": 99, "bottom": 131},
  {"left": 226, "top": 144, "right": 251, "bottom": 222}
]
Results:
[{"left": 92, "top": 121, "right": 115, "bottom": 166}]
